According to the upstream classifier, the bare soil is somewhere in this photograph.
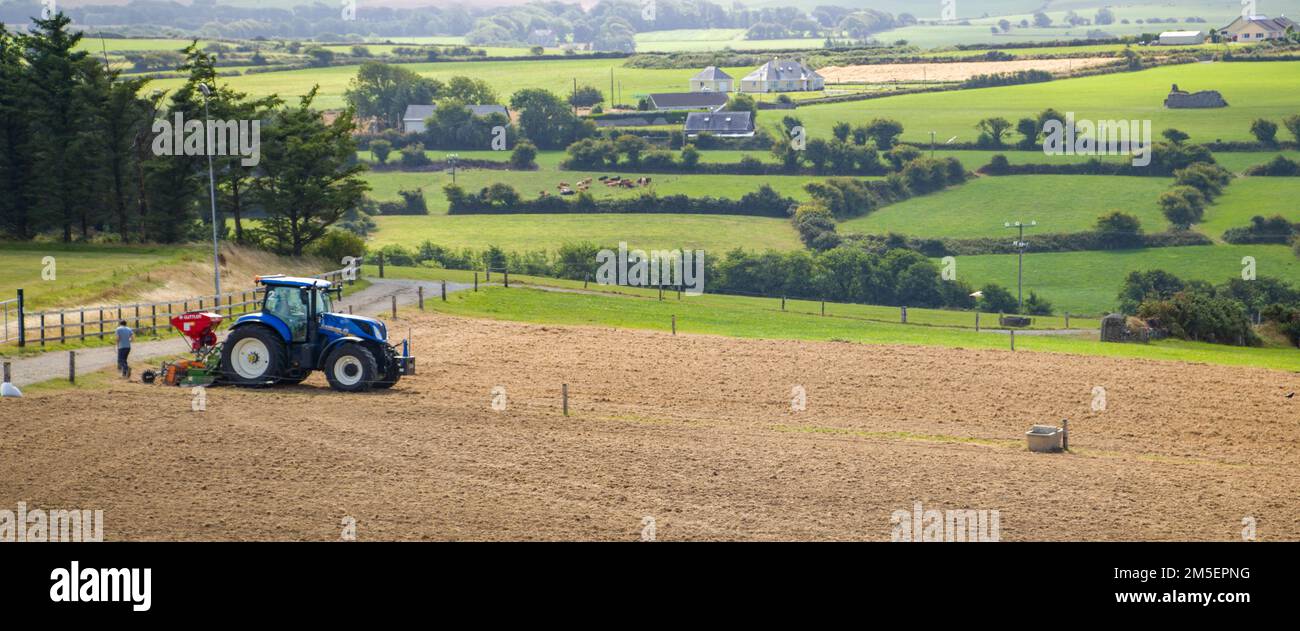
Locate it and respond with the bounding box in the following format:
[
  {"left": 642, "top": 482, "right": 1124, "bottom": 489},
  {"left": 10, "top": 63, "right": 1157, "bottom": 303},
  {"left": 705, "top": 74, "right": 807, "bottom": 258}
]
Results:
[
  {"left": 2, "top": 313, "right": 1297, "bottom": 541},
  {"left": 818, "top": 58, "right": 1117, "bottom": 83}
]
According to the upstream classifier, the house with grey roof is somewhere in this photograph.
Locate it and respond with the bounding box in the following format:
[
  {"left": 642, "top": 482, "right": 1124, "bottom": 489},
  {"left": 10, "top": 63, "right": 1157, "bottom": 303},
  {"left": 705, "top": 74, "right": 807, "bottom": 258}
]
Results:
[
  {"left": 647, "top": 92, "right": 729, "bottom": 112},
  {"left": 690, "top": 66, "right": 733, "bottom": 93},
  {"left": 683, "top": 111, "right": 754, "bottom": 138},
  {"left": 402, "top": 103, "right": 509, "bottom": 133},
  {"left": 738, "top": 58, "right": 824, "bottom": 93},
  {"left": 1219, "top": 15, "right": 1297, "bottom": 42}
]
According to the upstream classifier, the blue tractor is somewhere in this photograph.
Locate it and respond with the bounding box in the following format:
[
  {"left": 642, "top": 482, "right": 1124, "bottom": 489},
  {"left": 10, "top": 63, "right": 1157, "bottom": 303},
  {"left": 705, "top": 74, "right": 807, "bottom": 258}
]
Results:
[{"left": 219, "top": 275, "right": 414, "bottom": 392}]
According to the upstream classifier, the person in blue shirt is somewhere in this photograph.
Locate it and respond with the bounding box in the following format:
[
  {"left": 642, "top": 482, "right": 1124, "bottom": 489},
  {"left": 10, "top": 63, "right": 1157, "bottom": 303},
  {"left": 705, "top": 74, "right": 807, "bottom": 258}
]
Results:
[{"left": 115, "top": 320, "right": 134, "bottom": 378}]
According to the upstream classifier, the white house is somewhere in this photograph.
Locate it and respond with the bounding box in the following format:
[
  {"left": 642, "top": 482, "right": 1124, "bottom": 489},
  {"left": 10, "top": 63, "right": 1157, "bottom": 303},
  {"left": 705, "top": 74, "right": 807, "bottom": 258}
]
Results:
[
  {"left": 1158, "top": 30, "right": 1207, "bottom": 45},
  {"left": 738, "top": 59, "right": 824, "bottom": 93},
  {"left": 402, "top": 104, "right": 509, "bottom": 134},
  {"left": 1219, "top": 15, "right": 1297, "bottom": 42},
  {"left": 690, "top": 66, "right": 733, "bottom": 93}
]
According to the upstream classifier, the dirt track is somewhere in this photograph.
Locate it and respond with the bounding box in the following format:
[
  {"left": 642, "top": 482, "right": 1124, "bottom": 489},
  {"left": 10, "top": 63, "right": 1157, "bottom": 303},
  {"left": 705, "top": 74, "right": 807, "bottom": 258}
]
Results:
[{"left": 2, "top": 313, "right": 1297, "bottom": 541}]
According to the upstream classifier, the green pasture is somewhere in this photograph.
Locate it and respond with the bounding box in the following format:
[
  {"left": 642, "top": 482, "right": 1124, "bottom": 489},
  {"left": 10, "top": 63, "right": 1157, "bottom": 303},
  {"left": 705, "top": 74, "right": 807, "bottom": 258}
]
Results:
[
  {"left": 367, "top": 214, "right": 801, "bottom": 253},
  {"left": 953, "top": 244, "right": 1300, "bottom": 315},
  {"left": 779, "top": 61, "right": 1300, "bottom": 145},
  {"left": 838, "top": 175, "right": 1172, "bottom": 238},
  {"left": 1199, "top": 177, "right": 1300, "bottom": 238},
  {"left": 0, "top": 242, "right": 198, "bottom": 310}
]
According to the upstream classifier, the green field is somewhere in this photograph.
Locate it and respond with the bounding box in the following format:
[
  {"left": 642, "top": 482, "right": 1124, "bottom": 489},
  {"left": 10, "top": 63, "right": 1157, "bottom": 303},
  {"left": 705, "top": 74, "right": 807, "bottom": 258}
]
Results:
[
  {"left": 1199, "top": 177, "right": 1300, "bottom": 238},
  {"left": 0, "top": 243, "right": 198, "bottom": 309},
  {"left": 368, "top": 214, "right": 801, "bottom": 252},
  {"left": 360, "top": 161, "right": 846, "bottom": 207},
  {"left": 780, "top": 62, "right": 1300, "bottom": 145},
  {"left": 839, "top": 175, "right": 1171, "bottom": 238},
  {"left": 954, "top": 244, "right": 1300, "bottom": 315},
  {"left": 406, "top": 278, "right": 1300, "bottom": 372}
]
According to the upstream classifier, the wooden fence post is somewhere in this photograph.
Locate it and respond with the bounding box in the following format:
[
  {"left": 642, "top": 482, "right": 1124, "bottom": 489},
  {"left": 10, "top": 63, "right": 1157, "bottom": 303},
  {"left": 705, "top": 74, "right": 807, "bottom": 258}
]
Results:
[
  {"left": 391, "top": 295, "right": 397, "bottom": 319},
  {"left": 781, "top": 296, "right": 786, "bottom": 311},
  {"left": 821, "top": 300, "right": 825, "bottom": 316},
  {"left": 671, "top": 314, "right": 676, "bottom": 335},
  {"left": 562, "top": 384, "right": 569, "bottom": 417},
  {"left": 15, "top": 289, "right": 24, "bottom": 348},
  {"left": 441, "top": 281, "right": 447, "bottom": 302},
  {"left": 504, "top": 270, "right": 509, "bottom": 288},
  {"left": 59, "top": 312, "right": 65, "bottom": 342},
  {"left": 900, "top": 306, "right": 907, "bottom": 324},
  {"left": 474, "top": 272, "right": 479, "bottom": 291},
  {"left": 1010, "top": 329, "right": 1016, "bottom": 351},
  {"left": 975, "top": 312, "right": 980, "bottom": 332},
  {"left": 378, "top": 252, "right": 385, "bottom": 278},
  {"left": 99, "top": 308, "right": 105, "bottom": 340},
  {"left": 68, "top": 351, "right": 75, "bottom": 384},
  {"left": 1065, "top": 312, "right": 1070, "bottom": 328},
  {"left": 418, "top": 286, "right": 424, "bottom": 310},
  {"left": 39, "top": 313, "right": 45, "bottom": 347}
]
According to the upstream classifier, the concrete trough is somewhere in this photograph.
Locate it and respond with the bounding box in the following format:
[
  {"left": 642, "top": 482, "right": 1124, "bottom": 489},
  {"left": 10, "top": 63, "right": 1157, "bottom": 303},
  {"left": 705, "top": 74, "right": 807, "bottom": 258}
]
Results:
[{"left": 1026, "top": 424, "right": 1063, "bottom": 453}]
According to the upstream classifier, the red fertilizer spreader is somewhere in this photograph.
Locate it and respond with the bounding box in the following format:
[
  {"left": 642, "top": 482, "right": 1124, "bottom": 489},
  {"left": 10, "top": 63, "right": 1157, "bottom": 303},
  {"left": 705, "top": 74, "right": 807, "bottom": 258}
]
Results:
[{"left": 141, "top": 312, "right": 225, "bottom": 387}]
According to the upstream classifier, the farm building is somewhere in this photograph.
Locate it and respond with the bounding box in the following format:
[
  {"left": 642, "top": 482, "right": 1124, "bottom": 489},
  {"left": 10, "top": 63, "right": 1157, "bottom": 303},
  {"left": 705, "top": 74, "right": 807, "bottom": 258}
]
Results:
[
  {"left": 647, "top": 92, "right": 729, "bottom": 112},
  {"left": 1158, "top": 30, "right": 1207, "bottom": 45},
  {"left": 690, "top": 66, "right": 733, "bottom": 93},
  {"left": 1219, "top": 15, "right": 1297, "bottom": 42},
  {"left": 1164, "top": 84, "right": 1228, "bottom": 109},
  {"left": 683, "top": 111, "right": 754, "bottom": 138},
  {"left": 738, "top": 59, "right": 824, "bottom": 93},
  {"left": 402, "top": 104, "right": 509, "bottom": 133}
]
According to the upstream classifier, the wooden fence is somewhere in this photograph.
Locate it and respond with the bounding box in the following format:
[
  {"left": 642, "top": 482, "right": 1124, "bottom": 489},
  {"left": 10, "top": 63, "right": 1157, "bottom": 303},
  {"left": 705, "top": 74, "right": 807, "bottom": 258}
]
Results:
[{"left": 2, "top": 267, "right": 354, "bottom": 348}]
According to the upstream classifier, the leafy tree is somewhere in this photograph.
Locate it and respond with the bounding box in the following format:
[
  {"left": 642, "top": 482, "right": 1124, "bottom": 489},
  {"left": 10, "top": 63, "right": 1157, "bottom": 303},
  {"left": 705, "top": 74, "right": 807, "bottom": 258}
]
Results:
[
  {"left": 344, "top": 62, "right": 443, "bottom": 129},
  {"left": 832, "top": 121, "right": 851, "bottom": 142},
  {"left": 252, "top": 89, "right": 370, "bottom": 256},
  {"left": 975, "top": 117, "right": 1012, "bottom": 148},
  {"left": 1282, "top": 114, "right": 1300, "bottom": 144},
  {"left": 510, "top": 88, "right": 593, "bottom": 149},
  {"left": 864, "top": 118, "right": 904, "bottom": 149},
  {"left": 977, "top": 284, "right": 1018, "bottom": 313},
  {"left": 1251, "top": 118, "right": 1279, "bottom": 145},
  {"left": 568, "top": 85, "right": 604, "bottom": 108}
]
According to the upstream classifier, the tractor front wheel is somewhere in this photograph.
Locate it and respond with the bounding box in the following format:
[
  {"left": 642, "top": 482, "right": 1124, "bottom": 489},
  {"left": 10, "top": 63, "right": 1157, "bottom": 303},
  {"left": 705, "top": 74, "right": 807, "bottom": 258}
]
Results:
[
  {"left": 324, "top": 343, "right": 378, "bottom": 393},
  {"left": 220, "top": 326, "right": 286, "bottom": 387}
]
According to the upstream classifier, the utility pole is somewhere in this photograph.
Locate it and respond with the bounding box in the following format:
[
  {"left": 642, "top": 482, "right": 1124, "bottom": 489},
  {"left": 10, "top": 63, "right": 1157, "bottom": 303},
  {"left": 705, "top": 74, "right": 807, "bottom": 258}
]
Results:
[
  {"left": 198, "top": 83, "right": 222, "bottom": 302},
  {"left": 1004, "top": 220, "right": 1037, "bottom": 313}
]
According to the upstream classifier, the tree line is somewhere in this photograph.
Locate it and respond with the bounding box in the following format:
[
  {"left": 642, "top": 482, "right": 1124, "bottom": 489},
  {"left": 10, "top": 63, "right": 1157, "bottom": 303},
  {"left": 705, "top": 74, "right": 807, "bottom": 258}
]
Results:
[{"left": 0, "top": 14, "right": 367, "bottom": 255}]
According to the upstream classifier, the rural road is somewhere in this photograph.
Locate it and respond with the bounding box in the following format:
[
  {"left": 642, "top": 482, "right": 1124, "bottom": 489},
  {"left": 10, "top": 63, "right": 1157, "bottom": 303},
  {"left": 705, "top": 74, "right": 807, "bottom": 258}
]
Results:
[
  {"left": 2, "top": 277, "right": 463, "bottom": 388},
  {"left": 2, "top": 277, "right": 1091, "bottom": 387}
]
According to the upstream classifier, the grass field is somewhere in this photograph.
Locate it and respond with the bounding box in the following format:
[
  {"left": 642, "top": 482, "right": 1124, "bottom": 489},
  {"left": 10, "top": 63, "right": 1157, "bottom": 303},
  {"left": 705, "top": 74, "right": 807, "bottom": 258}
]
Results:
[
  {"left": 413, "top": 280, "right": 1300, "bottom": 371},
  {"left": 368, "top": 214, "right": 801, "bottom": 252},
  {"left": 360, "top": 162, "right": 846, "bottom": 206},
  {"left": 780, "top": 61, "right": 1300, "bottom": 145},
  {"left": 839, "top": 175, "right": 1172, "bottom": 238},
  {"left": 954, "top": 244, "right": 1300, "bottom": 315},
  {"left": 0, "top": 243, "right": 197, "bottom": 310},
  {"left": 1199, "top": 177, "right": 1300, "bottom": 238}
]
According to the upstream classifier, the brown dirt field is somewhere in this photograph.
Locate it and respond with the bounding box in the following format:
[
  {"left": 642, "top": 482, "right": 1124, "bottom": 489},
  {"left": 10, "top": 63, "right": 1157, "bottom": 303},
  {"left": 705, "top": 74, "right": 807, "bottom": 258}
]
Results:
[
  {"left": 2, "top": 313, "right": 1297, "bottom": 541},
  {"left": 818, "top": 58, "right": 1117, "bottom": 83}
]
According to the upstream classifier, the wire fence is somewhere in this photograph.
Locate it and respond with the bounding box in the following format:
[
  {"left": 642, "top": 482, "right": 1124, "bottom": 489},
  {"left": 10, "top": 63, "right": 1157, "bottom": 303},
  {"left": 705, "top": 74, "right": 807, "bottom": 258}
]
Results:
[{"left": 1, "top": 266, "right": 355, "bottom": 349}]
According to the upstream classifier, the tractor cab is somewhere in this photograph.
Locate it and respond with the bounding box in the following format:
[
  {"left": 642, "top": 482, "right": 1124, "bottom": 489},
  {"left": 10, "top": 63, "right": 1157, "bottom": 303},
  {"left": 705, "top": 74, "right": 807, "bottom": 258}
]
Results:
[{"left": 218, "top": 275, "right": 414, "bottom": 391}]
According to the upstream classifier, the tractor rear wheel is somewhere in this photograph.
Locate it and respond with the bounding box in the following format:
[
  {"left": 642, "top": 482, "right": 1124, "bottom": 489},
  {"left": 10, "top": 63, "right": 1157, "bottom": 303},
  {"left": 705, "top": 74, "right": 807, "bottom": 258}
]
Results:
[
  {"left": 220, "top": 326, "right": 286, "bottom": 387},
  {"left": 324, "top": 343, "right": 378, "bottom": 392}
]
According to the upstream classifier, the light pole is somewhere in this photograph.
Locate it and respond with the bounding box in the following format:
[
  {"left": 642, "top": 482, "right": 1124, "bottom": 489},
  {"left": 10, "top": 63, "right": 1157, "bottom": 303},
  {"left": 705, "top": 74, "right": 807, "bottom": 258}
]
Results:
[
  {"left": 447, "top": 153, "right": 459, "bottom": 184},
  {"left": 198, "top": 83, "right": 222, "bottom": 302},
  {"left": 1004, "top": 220, "right": 1037, "bottom": 313}
]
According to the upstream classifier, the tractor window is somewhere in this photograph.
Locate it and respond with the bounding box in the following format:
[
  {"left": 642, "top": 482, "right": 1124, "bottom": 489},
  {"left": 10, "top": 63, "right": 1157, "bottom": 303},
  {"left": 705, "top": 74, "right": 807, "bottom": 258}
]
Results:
[
  {"left": 313, "top": 290, "right": 332, "bottom": 316},
  {"left": 264, "top": 286, "right": 309, "bottom": 342}
]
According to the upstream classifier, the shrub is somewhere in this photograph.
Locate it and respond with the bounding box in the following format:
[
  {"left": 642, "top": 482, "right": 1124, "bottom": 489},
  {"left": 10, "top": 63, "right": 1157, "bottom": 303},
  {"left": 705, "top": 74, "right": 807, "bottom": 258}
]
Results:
[
  {"left": 510, "top": 140, "right": 538, "bottom": 170},
  {"left": 1173, "top": 163, "right": 1232, "bottom": 200},
  {"left": 399, "top": 142, "right": 431, "bottom": 167},
  {"left": 1222, "top": 215, "right": 1295, "bottom": 244},
  {"left": 1138, "top": 292, "right": 1259, "bottom": 346},
  {"left": 370, "top": 139, "right": 392, "bottom": 165},
  {"left": 1022, "top": 291, "right": 1053, "bottom": 315},
  {"left": 1158, "top": 186, "right": 1207, "bottom": 229},
  {"left": 1244, "top": 155, "right": 1300, "bottom": 176},
  {"left": 977, "top": 284, "right": 1019, "bottom": 313},
  {"left": 310, "top": 230, "right": 367, "bottom": 264}
]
